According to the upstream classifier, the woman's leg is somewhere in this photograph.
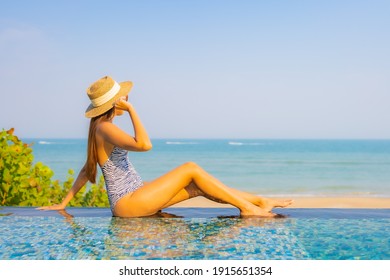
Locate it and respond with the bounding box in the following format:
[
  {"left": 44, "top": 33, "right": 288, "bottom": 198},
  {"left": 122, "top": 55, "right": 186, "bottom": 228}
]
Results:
[
  {"left": 213, "top": 187, "right": 293, "bottom": 212},
  {"left": 114, "top": 162, "right": 276, "bottom": 217},
  {"left": 159, "top": 181, "right": 206, "bottom": 208},
  {"left": 160, "top": 174, "right": 293, "bottom": 212}
]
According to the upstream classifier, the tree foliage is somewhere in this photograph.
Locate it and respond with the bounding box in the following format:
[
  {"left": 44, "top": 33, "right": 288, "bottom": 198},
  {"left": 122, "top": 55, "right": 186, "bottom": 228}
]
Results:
[{"left": 0, "top": 128, "right": 109, "bottom": 207}]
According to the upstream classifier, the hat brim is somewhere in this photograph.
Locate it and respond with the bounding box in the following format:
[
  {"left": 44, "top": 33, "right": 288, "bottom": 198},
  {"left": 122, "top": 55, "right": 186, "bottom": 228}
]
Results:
[{"left": 85, "top": 81, "right": 133, "bottom": 118}]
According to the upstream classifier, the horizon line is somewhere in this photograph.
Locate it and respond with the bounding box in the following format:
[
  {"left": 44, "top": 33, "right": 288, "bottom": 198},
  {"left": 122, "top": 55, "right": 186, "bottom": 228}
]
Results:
[{"left": 20, "top": 137, "right": 390, "bottom": 141}]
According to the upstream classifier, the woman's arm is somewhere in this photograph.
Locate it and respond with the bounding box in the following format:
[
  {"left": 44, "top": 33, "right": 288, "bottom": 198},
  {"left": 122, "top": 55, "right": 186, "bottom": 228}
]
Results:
[
  {"left": 37, "top": 164, "right": 89, "bottom": 210},
  {"left": 97, "top": 98, "right": 152, "bottom": 152},
  {"left": 126, "top": 102, "right": 152, "bottom": 151}
]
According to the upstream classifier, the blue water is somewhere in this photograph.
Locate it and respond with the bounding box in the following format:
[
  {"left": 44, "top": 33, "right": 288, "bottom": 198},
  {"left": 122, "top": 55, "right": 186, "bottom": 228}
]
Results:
[
  {"left": 1, "top": 207, "right": 389, "bottom": 260},
  {"left": 24, "top": 139, "right": 390, "bottom": 197}
]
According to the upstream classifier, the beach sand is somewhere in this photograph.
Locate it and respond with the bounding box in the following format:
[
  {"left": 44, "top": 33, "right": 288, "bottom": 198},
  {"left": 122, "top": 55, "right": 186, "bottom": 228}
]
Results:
[{"left": 170, "top": 196, "right": 390, "bottom": 209}]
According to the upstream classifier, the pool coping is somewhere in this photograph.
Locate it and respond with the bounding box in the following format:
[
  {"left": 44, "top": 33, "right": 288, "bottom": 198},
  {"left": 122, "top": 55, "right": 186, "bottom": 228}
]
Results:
[{"left": 1, "top": 207, "right": 389, "bottom": 219}]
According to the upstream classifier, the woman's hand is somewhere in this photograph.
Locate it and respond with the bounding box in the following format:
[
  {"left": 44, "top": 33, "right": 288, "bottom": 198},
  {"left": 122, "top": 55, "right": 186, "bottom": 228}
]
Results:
[
  {"left": 114, "top": 96, "right": 132, "bottom": 112},
  {"left": 36, "top": 165, "right": 88, "bottom": 212},
  {"left": 36, "top": 204, "right": 65, "bottom": 211}
]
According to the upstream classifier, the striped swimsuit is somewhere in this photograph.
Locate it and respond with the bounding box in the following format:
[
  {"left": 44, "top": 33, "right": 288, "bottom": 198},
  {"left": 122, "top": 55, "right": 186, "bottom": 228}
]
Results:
[{"left": 101, "top": 147, "right": 143, "bottom": 212}]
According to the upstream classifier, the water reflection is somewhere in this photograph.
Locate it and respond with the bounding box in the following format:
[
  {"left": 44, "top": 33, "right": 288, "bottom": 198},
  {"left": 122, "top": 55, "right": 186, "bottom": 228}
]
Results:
[
  {"left": 1, "top": 208, "right": 387, "bottom": 260},
  {"left": 56, "top": 209, "right": 293, "bottom": 259}
]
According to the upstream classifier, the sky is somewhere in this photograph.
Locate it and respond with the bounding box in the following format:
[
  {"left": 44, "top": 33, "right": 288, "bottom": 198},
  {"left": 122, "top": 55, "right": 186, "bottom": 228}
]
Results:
[{"left": 0, "top": 0, "right": 389, "bottom": 139}]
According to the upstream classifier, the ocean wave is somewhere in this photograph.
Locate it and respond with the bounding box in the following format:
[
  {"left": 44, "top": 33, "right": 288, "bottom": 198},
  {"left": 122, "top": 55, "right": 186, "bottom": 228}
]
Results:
[
  {"left": 38, "top": 141, "right": 53, "bottom": 145},
  {"left": 228, "top": 141, "right": 267, "bottom": 146},
  {"left": 166, "top": 141, "right": 198, "bottom": 145}
]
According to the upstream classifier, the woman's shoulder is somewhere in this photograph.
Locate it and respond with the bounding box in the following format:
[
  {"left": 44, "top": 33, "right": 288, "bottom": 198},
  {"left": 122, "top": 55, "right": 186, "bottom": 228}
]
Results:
[
  {"left": 95, "top": 121, "right": 130, "bottom": 146},
  {"left": 96, "top": 121, "right": 118, "bottom": 135}
]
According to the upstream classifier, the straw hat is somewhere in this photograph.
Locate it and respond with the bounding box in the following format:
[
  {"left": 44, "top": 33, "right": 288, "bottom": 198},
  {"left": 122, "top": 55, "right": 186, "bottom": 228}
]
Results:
[{"left": 85, "top": 76, "right": 133, "bottom": 118}]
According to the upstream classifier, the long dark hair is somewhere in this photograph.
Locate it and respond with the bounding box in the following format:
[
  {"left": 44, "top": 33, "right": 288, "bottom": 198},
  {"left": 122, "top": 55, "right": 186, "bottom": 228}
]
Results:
[{"left": 85, "top": 107, "right": 115, "bottom": 183}]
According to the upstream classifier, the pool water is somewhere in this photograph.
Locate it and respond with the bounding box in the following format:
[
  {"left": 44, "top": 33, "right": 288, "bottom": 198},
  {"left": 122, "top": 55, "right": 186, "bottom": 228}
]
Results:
[{"left": 0, "top": 207, "right": 389, "bottom": 260}]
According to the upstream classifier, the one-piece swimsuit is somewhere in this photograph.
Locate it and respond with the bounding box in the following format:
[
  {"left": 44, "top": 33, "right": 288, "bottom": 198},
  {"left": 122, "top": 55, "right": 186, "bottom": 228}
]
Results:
[{"left": 101, "top": 147, "right": 143, "bottom": 213}]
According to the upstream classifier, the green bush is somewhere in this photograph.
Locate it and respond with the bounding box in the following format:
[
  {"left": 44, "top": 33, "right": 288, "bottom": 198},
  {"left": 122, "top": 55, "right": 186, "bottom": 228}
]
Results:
[{"left": 0, "top": 128, "right": 109, "bottom": 207}]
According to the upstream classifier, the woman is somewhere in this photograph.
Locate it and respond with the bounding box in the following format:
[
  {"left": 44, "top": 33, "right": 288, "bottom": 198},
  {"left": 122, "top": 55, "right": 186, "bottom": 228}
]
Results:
[{"left": 39, "top": 76, "right": 292, "bottom": 217}]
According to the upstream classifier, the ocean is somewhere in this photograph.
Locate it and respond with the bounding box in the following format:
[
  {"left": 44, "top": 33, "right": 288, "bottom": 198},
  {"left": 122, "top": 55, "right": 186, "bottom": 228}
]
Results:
[{"left": 24, "top": 139, "right": 390, "bottom": 198}]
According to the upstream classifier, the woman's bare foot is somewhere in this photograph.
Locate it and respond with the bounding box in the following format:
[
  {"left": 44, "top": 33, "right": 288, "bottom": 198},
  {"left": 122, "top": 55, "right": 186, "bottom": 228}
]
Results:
[
  {"left": 240, "top": 205, "right": 277, "bottom": 218},
  {"left": 257, "top": 198, "right": 293, "bottom": 213}
]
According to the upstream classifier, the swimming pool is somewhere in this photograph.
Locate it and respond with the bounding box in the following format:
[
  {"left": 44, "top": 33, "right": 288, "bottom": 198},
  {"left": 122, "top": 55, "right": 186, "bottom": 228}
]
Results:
[{"left": 1, "top": 207, "right": 389, "bottom": 260}]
